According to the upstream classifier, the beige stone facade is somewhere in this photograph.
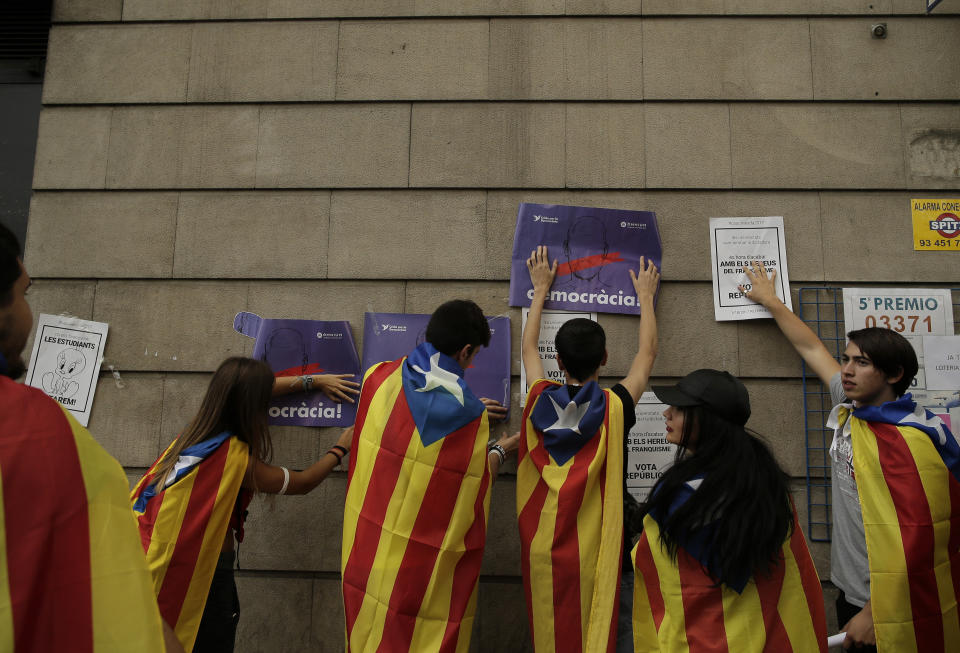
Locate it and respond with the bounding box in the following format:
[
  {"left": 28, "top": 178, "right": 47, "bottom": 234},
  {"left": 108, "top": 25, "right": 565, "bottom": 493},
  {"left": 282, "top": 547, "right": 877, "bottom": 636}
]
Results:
[{"left": 26, "top": 2, "right": 960, "bottom": 651}]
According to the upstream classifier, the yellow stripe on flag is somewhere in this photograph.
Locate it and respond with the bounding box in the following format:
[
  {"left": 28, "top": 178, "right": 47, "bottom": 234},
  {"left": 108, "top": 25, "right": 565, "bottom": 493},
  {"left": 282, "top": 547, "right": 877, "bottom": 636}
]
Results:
[
  {"left": 778, "top": 538, "right": 822, "bottom": 652},
  {"left": 0, "top": 465, "right": 13, "bottom": 653},
  {"left": 66, "top": 408, "right": 165, "bottom": 653},
  {"left": 645, "top": 516, "right": 691, "bottom": 651},
  {"left": 145, "top": 470, "right": 198, "bottom": 596},
  {"left": 631, "top": 540, "right": 660, "bottom": 653},
  {"left": 720, "top": 576, "right": 762, "bottom": 652}
]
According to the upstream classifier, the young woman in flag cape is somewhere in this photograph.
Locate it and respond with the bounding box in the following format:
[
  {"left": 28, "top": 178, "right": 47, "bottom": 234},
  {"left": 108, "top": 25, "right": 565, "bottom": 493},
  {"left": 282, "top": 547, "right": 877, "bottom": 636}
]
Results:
[
  {"left": 632, "top": 369, "right": 828, "bottom": 653},
  {"left": 131, "top": 357, "right": 357, "bottom": 653}
]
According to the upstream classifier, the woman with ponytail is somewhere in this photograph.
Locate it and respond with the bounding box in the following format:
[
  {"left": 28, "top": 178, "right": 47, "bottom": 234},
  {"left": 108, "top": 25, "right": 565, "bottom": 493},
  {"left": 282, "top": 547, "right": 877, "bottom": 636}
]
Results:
[
  {"left": 631, "top": 369, "right": 827, "bottom": 653},
  {"left": 131, "top": 357, "right": 354, "bottom": 653}
]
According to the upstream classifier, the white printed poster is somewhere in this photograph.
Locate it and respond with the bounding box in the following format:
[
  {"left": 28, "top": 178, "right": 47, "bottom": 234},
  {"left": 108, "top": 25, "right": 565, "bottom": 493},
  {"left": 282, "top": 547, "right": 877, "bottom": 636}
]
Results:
[
  {"left": 709, "top": 216, "right": 792, "bottom": 322},
  {"left": 922, "top": 335, "right": 960, "bottom": 392},
  {"left": 520, "top": 308, "right": 597, "bottom": 406},
  {"left": 625, "top": 392, "right": 675, "bottom": 502},
  {"left": 25, "top": 314, "right": 109, "bottom": 427},
  {"left": 842, "top": 288, "right": 954, "bottom": 391}
]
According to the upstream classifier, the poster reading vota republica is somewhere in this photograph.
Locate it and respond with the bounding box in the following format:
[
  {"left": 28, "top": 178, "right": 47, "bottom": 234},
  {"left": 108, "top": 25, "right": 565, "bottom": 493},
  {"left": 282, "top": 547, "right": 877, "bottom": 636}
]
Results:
[
  {"left": 841, "top": 288, "right": 955, "bottom": 391},
  {"left": 24, "top": 314, "right": 109, "bottom": 427},
  {"left": 520, "top": 308, "right": 597, "bottom": 406},
  {"left": 234, "top": 312, "right": 360, "bottom": 427},
  {"left": 626, "top": 392, "right": 675, "bottom": 502},
  {"left": 709, "top": 216, "right": 792, "bottom": 321},
  {"left": 509, "top": 203, "right": 661, "bottom": 316},
  {"left": 361, "top": 312, "right": 512, "bottom": 415}
]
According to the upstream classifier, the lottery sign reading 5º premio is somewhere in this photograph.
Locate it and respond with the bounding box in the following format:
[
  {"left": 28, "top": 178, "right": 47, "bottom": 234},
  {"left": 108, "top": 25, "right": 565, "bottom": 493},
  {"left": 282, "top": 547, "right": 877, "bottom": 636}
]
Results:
[{"left": 912, "top": 199, "right": 960, "bottom": 251}]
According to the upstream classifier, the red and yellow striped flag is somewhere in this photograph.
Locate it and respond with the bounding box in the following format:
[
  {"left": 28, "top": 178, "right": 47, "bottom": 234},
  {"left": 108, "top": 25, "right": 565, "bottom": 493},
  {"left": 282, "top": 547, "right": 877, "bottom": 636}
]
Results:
[
  {"left": 341, "top": 347, "right": 492, "bottom": 653},
  {"left": 843, "top": 398, "right": 960, "bottom": 652},
  {"left": 631, "top": 507, "right": 827, "bottom": 653},
  {"left": 131, "top": 432, "right": 249, "bottom": 652},
  {"left": 0, "top": 377, "right": 165, "bottom": 652},
  {"left": 517, "top": 379, "right": 624, "bottom": 653}
]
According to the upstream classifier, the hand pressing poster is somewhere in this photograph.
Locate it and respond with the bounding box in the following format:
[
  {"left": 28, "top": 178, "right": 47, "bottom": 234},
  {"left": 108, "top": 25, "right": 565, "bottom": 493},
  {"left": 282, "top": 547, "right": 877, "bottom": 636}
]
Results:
[
  {"left": 509, "top": 203, "right": 662, "bottom": 316},
  {"left": 361, "top": 312, "right": 512, "bottom": 415},
  {"left": 234, "top": 312, "right": 360, "bottom": 427},
  {"left": 709, "top": 216, "right": 792, "bottom": 321},
  {"left": 24, "top": 314, "right": 109, "bottom": 427}
]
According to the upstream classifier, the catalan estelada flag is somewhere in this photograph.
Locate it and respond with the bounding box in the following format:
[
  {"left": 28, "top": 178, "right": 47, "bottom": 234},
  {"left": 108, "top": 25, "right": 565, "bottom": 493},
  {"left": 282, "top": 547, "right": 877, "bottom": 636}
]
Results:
[
  {"left": 341, "top": 342, "right": 491, "bottom": 653},
  {"left": 517, "top": 379, "right": 624, "bottom": 653},
  {"left": 131, "top": 431, "right": 249, "bottom": 652},
  {"left": 631, "top": 486, "right": 827, "bottom": 653},
  {"left": 838, "top": 396, "right": 960, "bottom": 652},
  {"left": 0, "top": 375, "right": 165, "bottom": 652}
]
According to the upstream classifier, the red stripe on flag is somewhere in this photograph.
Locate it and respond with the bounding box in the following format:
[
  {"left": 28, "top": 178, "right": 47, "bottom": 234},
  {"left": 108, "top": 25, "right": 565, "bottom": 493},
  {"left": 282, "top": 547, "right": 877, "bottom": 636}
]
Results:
[
  {"left": 787, "top": 516, "right": 828, "bottom": 652},
  {"left": 551, "top": 419, "right": 603, "bottom": 653},
  {"left": 350, "top": 359, "right": 404, "bottom": 479},
  {"left": 342, "top": 391, "right": 417, "bottom": 638},
  {"left": 378, "top": 417, "right": 484, "bottom": 652},
  {"left": 556, "top": 252, "right": 624, "bottom": 277},
  {"left": 155, "top": 439, "right": 231, "bottom": 628},
  {"left": 440, "top": 458, "right": 491, "bottom": 652},
  {"left": 948, "top": 473, "right": 960, "bottom": 628},
  {"left": 634, "top": 532, "right": 666, "bottom": 630},
  {"left": 677, "top": 549, "right": 728, "bottom": 653},
  {"left": 0, "top": 398, "right": 94, "bottom": 652},
  {"left": 137, "top": 476, "right": 165, "bottom": 553},
  {"left": 871, "top": 421, "right": 944, "bottom": 650},
  {"left": 753, "top": 550, "right": 791, "bottom": 652}
]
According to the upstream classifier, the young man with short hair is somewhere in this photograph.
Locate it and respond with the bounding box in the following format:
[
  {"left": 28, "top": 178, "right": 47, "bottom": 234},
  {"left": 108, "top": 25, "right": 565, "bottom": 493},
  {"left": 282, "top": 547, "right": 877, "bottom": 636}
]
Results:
[
  {"left": 0, "top": 222, "right": 182, "bottom": 652},
  {"left": 340, "top": 299, "right": 518, "bottom": 653},
  {"left": 518, "top": 246, "right": 660, "bottom": 653},
  {"left": 745, "top": 261, "right": 960, "bottom": 652}
]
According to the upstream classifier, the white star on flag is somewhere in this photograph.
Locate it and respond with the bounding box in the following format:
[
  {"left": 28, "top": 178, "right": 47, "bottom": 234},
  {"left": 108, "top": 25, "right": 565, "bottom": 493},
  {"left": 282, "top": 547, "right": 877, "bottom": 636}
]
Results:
[
  {"left": 412, "top": 352, "right": 465, "bottom": 406},
  {"left": 544, "top": 396, "right": 590, "bottom": 434}
]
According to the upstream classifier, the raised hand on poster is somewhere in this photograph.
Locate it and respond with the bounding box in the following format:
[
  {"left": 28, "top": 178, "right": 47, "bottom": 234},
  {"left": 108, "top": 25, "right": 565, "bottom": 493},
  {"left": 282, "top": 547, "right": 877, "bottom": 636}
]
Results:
[{"left": 740, "top": 260, "right": 778, "bottom": 306}]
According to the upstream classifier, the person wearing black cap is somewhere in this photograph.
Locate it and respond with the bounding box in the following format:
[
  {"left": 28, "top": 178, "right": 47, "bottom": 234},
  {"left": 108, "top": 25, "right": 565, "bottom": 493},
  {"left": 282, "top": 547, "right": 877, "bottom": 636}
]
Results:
[{"left": 631, "top": 369, "right": 827, "bottom": 652}]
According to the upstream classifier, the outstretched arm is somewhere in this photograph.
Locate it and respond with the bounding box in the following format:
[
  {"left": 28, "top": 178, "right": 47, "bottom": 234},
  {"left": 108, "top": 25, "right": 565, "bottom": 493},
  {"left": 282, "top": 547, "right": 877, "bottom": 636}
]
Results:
[
  {"left": 742, "top": 261, "right": 840, "bottom": 385},
  {"left": 619, "top": 257, "right": 660, "bottom": 403},
  {"left": 273, "top": 373, "right": 361, "bottom": 403},
  {"left": 521, "top": 245, "right": 558, "bottom": 386},
  {"left": 244, "top": 426, "right": 353, "bottom": 495}
]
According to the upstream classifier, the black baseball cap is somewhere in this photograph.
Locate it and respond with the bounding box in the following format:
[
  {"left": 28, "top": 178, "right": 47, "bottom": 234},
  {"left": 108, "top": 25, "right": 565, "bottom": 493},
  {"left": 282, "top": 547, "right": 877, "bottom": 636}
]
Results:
[{"left": 652, "top": 369, "right": 751, "bottom": 426}]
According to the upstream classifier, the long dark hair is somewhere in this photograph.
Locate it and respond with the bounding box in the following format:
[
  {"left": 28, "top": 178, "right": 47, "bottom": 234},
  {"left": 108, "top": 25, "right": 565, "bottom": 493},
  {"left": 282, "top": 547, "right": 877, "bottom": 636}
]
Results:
[
  {"left": 150, "top": 357, "right": 275, "bottom": 490},
  {"left": 641, "top": 405, "right": 793, "bottom": 587}
]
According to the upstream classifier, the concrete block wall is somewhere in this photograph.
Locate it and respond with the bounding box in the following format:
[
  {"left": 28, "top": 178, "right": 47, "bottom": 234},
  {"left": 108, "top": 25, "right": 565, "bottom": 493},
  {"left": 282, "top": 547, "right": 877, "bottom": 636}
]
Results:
[{"left": 25, "top": 1, "right": 960, "bottom": 650}]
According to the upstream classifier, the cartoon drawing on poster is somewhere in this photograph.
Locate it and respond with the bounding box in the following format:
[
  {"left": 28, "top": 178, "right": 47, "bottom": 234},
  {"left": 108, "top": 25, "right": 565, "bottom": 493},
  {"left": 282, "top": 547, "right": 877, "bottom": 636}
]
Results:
[
  {"left": 509, "top": 203, "right": 662, "bottom": 316},
  {"left": 842, "top": 288, "right": 954, "bottom": 391},
  {"left": 910, "top": 199, "right": 960, "bottom": 251},
  {"left": 234, "top": 312, "right": 361, "bottom": 427},
  {"left": 24, "top": 314, "right": 109, "bottom": 427},
  {"left": 362, "top": 312, "right": 512, "bottom": 415},
  {"left": 709, "top": 216, "right": 792, "bottom": 321},
  {"left": 625, "top": 392, "right": 675, "bottom": 502},
  {"left": 520, "top": 308, "right": 597, "bottom": 406}
]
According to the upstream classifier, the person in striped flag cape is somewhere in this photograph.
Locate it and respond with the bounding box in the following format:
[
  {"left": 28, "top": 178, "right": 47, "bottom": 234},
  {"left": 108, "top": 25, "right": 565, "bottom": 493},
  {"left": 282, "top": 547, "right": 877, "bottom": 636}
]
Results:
[
  {"left": 633, "top": 369, "right": 828, "bottom": 652},
  {"left": 132, "top": 357, "right": 355, "bottom": 653},
  {"left": 341, "top": 299, "right": 519, "bottom": 653},
  {"left": 745, "top": 262, "right": 960, "bottom": 652},
  {"left": 518, "top": 246, "right": 661, "bottom": 653},
  {"left": 0, "top": 222, "right": 181, "bottom": 653}
]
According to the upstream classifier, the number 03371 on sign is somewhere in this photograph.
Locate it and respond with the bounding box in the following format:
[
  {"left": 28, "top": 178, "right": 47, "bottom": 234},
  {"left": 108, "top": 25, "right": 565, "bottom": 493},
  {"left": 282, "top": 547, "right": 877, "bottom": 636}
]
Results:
[{"left": 912, "top": 199, "right": 960, "bottom": 251}]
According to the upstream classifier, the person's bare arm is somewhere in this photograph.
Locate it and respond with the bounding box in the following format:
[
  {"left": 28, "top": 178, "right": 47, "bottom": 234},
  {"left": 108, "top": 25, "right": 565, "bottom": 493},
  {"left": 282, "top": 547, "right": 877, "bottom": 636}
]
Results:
[
  {"left": 244, "top": 427, "right": 353, "bottom": 495},
  {"left": 162, "top": 620, "right": 185, "bottom": 653},
  {"left": 619, "top": 257, "right": 660, "bottom": 403},
  {"left": 742, "top": 261, "right": 840, "bottom": 385},
  {"left": 272, "top": 374, "right": 361, "bottom": 403},
  {"left": 841, "top": 600, "right": 875, "bottom": 649},
  {"left": 521, "top": 245, "right": 557, "bottom": 386},
  {"left": 487, "top": 430, "right": 521, "bottom": 483}
]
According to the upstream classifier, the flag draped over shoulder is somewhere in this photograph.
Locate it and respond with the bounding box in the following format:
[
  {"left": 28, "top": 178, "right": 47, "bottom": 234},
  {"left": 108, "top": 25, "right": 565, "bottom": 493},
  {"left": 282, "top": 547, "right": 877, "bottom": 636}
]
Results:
[
  {"left": 0, "top": 376, "right": 165, "bottom": 653},
  {"left": 839, "top": 396, "right": 960, "bottom": 653},
  {"left": 131, "top": 431, "right": 249, "bottom": 653},
  {"left": 517, "top": 379, "right": 624, "bottom": 653},
  {"left": 631, "top": 486, "right": 827, "bottom": 653},
  {"left": 341, "top": 342, "right": 491, "bottom": 653}
]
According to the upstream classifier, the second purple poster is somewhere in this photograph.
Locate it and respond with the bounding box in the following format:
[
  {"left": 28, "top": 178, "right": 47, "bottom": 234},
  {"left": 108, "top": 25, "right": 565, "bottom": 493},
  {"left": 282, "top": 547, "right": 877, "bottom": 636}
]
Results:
[
  {"left": 362, "top": 312, "right": 512, "bottom": 415},
  {"left": 508, "top": 203, "right": 662, "bottom": 315}
]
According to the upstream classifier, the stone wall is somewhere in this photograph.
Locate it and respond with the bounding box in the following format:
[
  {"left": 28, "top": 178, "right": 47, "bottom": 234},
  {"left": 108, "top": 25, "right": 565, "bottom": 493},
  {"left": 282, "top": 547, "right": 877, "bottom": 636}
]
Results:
[{"left": 25, "top": 1, "right": 960, "bottom": 651}]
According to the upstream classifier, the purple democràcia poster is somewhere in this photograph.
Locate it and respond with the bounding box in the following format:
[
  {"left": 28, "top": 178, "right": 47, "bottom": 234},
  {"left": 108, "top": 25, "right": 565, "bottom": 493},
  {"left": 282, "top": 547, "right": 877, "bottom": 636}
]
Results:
[
  {"left": 362, "top": 312, "right": 512, "bottom": 417},
  {"left": 508, "top": 203, "right": 662, "bottom": 315},
  {"left": 234, "top": 312, "right": 360, "bottom": 428}
]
